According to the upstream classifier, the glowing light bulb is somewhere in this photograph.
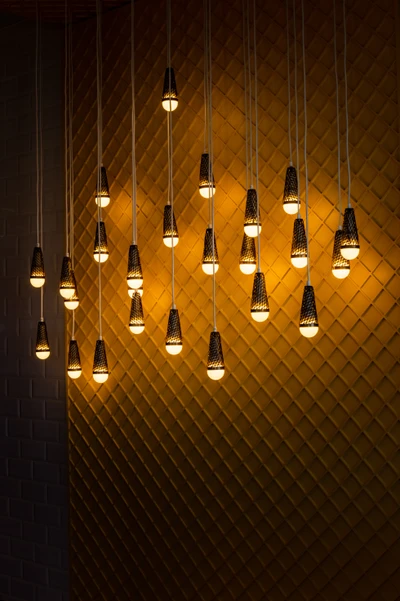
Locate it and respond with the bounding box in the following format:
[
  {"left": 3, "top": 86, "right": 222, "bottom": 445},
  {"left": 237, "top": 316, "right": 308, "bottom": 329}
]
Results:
[
  {"left": 240, "top": 263, "right": 256, "bottom": 275},
  {"left": 36, "top": 350, "right": 50, "bottom": 360},
  {"left": 127, "top": 278, "right": 143, "bottom": 289},
  {"left": 163, "top": 236, "right": 179, "bottom": 248},
  {"left": 30, "top": 277, "right": 45, "bottom": 288},
  {"left": 244, "top": 224, "right": 262, "bottom": 238},
  {"left": 340, "top": 247, "right": 359, "bottom": 260},
  {"left": 202, "top": 263, "right": 219, "bottom": 275},
  {"left": 95, "top": 195, "right": 110, "bottom": 208},
  {"left": 332, "top": 267, "right": 350, "bottom": 279},
  {"left": 291, "top": 256, "right": 308, "bottom": 268},
  {"left": 64, "top": 298, "right": 79, "bottom": 310},
  {"left": 251, "top": 311, "right": 269, "bottom": 323},
  {"left": 93, "top": 372, "right": 109, "bottom": 383},
  {"left": 93, "top": 252, "right": 109, "bottom": 263},
  {"left": 68, "top": 369, "right": 82, "bottom": 380},
  {"left": 59, "top": 288, "right": 75, "bottom": 300},
  {"left": 207, "top": 368, "right": 224, "bottom": 381},
  {"left": 299, "top": 325, "right": 319, "bottom": 338},
  {"left": 162, "top": 98, "right": 178, "bottom": 112},
  {"left": 165, "top": 343, "right": 182, "bottom": 355},
  {"left": 283, "top": 202, "right": 298, "bottom": 215}
]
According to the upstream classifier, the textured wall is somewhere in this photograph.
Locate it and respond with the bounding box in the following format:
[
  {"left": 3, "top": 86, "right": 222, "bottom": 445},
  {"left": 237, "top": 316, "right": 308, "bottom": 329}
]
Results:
[
  {"left": 0, "top": 16, "right": 69, "bottom": 601},
  {"left": 69, "top": 0, "right": 400, "bottom": 599}
]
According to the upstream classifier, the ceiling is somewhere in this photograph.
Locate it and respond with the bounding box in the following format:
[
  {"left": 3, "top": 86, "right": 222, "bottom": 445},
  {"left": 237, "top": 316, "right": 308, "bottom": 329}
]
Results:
[{"left": 0, "top": 1, "right": 130, "bottom": 23}]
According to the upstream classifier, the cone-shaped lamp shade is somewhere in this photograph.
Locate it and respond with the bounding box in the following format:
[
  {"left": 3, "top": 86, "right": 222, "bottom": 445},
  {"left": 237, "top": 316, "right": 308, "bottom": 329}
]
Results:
[
  {"left": 161, "top": 67, "right": 178, "bottom": 111},
  {"left": 299, "top": 285, "right": 319, "bottom": 338},
  {"left": 128, "top": 286, "right": 143, "bottom": 298},
  {"left": 165, "top": 308, "right": 182, "bottom": 355},
  {"left": 250, "top": 272, "right": 269, "bottom": 322},
  {"left": 93, "top": 339, "right": 109, "bottom": 383},
  {"left": 340, "top": 208, "right": 360, "bottom": 260},
  {"left": 129, "top": 291, "right": 145, "bottom": 335},
  {"left": 67, "top": 339, "right": 82, "bottom": 379},
  {"left": 64, "top": 286, "right": 79, "bottom": 311},
  {"left": 127, "top": 244, "right": 143, "bottom": 289},
  {"left": 332, "top": 229, "right": 350, "bottom": 279},
  {"left": 163, "top": 205, "right": 179, "bottom": 247},
  {"left": 59, "top": 256, "right": 76, "bottom": 299},
  {"left": 207, "top": 330, "right": 225, "bottom": 381},
  {"left": 95, "top": 166, "right": 110, "bottom": 207},
  {"left": 93, "top": 221, "right": 109, "bottom": 262},
  {"left": 36, "top": 320, "right": 50, "bottom": 360},
  {"left": 30, "top": 246, "right": 45, "bottom": 288},
  {"left": 199, "top": 153, "right": 216, "bottom": 198},
  {"left": 239, "top": 233, "right": 256, "bottom": 274},
  {"left": 202, "top": 228, "right": 219, "bottom": 275},
  {"left": 283, "top": 165, "right": 299, "bottom": 214},
  {"left": 244, "top": 189, "right": 262, "bottom": 237},
  {"left": 291, "top": 218, "right": 308, "bottom": 268}
]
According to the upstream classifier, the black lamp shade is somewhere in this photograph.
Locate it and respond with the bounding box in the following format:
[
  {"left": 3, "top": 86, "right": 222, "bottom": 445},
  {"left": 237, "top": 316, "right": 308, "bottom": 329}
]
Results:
[
  {"left": 30, "top": 246, "right": 45, "bottom": 287},
  {"left": 244, "top": 188, "right": 261, "bottom": 237},
  {"left": 67, "top": 339, "right": 82, "bottom": 378},
  {"left": 250, "top": 272, "right": 269, "bottom": 322},
  {"left": 59, "top": 256, "right": 76, "bottom": 298},
  {"left": 199, "top": 153, "right": 216, "bottom": 198},
  {"left": 95, "top": 166, "right": 110, "bottom": 207},
  {"left": 207, "top": 330, "right": 225, "bottom": 380},
  {"left": 93, "top": 339, "right": 109, "bottom": 382},
  {"left": 127, "top": 244, "right": 143, "bottom": 288},
  {"left": 283, "top": 165, "right": 299, "bottom": 214},
  {"left": 340, "top": 208, "right": 360, "bottom": 260},
  {"left": 332, "top": 229, "right": 350, "bottom": 278},
  {"left": 163, "top": 205, "right": 179, "bottom": 246},
  {"left": 165, "top": 308, "right": 182, "bottom": 355},
  {"left": 129, "top": 291, "right": 145, "bottom": 334},
  {"left": 93, "top": 221, "right": 109, "bottom": 262},
  {"left": 202, "top": 227, "right": 219, "bottom": 274},
  {"left": 299, "top": 285, "right": 319, "bottom": 337},
  {"left": 239, "top": 233, "right": 256, "bottom": 274},
  {"left": 291, "top": 218, "right": 308, "bottom": 268},
  {"left": 36, "top": 320, "right": 50, "bottom": 359},
  {"left": 161, "top": 67, "right": 178, "bottom": 110}
]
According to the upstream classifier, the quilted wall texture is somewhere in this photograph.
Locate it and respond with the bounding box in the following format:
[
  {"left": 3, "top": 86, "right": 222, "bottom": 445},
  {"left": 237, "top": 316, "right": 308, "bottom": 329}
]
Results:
[{"left": 68, "top": 0, "right": 400, "bottom": 599}]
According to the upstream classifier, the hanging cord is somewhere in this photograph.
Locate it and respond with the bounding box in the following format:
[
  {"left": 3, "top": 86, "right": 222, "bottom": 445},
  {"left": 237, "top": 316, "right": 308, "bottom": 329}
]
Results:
[
  {"left": 166, "top": 0, "right": 175, "bottom": 307},
  {"left": 242, "top": 0, "right": 249, "bottom": 192},
  {"left": 68, "top": 12, "right": 76, "bottom": 339},
  {"left": 131, "top": 0, "right": 137, "bottom": 244},
  {"left": 246, "top": 0, "right": 253, "bottom": 189},
  {"left": 38, "top": 9, "right": 44, "bottom": 320},
  {"left": 286, "top": 0, "right": 292, "bottom": 166},
  {"left": 96, "top": 0, "right": 103, "bottom": 338},
  {"left": 333, "top": 0, "right": 342, "bottom": 228},
  {"left": 35, "top": 1, "right": 40, "bottom": 247},
  {"left": 203, "top": 0, "right": 208, "bottom": 153},
  {"left": 207, "top": 0, "right": 216, "bottom": 331},
  {"left": 343, "top": 0, "right": 351, "bottom": 208},
  {"left": 204, "top": 0, "right": 212, "bottom": 226},
  {"left": 301, "top": 0, "right": 310, "bottom": 285},
  {"left": 64, "top": 0, "right": 69, "bottom": 256},
  {"left": 293, "top": 0, "right": 301, "bottom": 215},
  {"left": 252, "top": 0, "right": 261, "bottom": 271}
]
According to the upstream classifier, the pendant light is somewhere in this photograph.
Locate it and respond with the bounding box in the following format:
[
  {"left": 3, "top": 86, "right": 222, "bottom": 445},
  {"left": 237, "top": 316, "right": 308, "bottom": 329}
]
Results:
[
  {"left": 239, "top": 233, "right": 256, "bottom": 274},
  {"left": 93, "top": 0, "right": 109, "bottom": 384},
  {"left": 340, "top": 0, "right": 359, "bottom": 261},
  {"left": 67, "top": 336, "right": 82, "bottom": 380},
  {"left": 164, "top": 0, "right": 182, "bottom": 357},
  {"left": 59, "top": 256, "right": 76, "bottom": 299},
  {"left": 202, "top": 227, "right": 219, "bottom": 275},
  {"left": 30, "top": 8, "right": 45, "bottom": 289},
  {"left": 299, "top": 0, "right": 318, "bottom": 339},
  {"left": 199, "top": 153, "right": 215, "bottom": 198},
  {"left": 244, "top": 188, "right": 262, "bottom": 238},
  {"left": 291, "top": 217, "right": 308, "bottom": 268},
  {"left": 162, "top": 67, "right": 178, "bottom": 112},
  {"left": 36, "top": 318, "right": 50, "bottom": 360},
  {"left": 331, "top": 0, "right": 350, "bottom": 279},
  {"left": 129, "top": 291, "right": 145, "bottom": 335},
  {"left": 204, "top": 0, "right": 224, "bottom": 380},
  {"left": 93, "top": 221, "right": 109, "bottom": 262},
  {"left": 95, "top": 166, "right": 110, "bottom": 207},
  {"left": 251, "top": 271, "right": 269, "bottom": 322}
]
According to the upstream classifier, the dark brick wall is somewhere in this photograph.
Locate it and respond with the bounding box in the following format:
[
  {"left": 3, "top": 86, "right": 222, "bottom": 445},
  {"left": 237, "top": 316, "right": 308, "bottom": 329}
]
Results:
[{"left": 0, "top": 15, "right": 69, "bottom": 601}]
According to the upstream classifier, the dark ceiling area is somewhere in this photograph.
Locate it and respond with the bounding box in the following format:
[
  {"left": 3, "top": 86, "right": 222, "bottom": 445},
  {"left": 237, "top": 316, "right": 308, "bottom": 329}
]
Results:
[{"left": 0, "top": 0, "right": 130, "bottom": 23}]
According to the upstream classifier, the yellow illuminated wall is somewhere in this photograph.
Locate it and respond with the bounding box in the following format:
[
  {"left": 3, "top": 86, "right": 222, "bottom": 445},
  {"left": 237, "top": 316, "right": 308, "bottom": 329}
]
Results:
[{"left": 68, "top": 0, "right": 400, "bottom": 599}]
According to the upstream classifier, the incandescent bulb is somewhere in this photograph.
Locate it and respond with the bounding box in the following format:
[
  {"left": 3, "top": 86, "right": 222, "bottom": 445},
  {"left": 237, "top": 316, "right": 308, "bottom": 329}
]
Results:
[
  {"left": 166, "top": 344, "right": 182, "bottom": 355},
  {"left": 202, "top": 263, "right": 219, "bottom": 275},
  {"left": 300, "top": 325, "right": 319, "bottom": 338},
  {"left": 251, "top": 311, "right": 269, "bottom": 323},
  {"left": 240, "top": 263, "right": 256, "bottom": 275},
  {"left": 30, "top": 277, "right": 45, "bottom": 288},
  {"left": 283, "top": 202, "right": 298, "bottom": 215},
  {"left": 244, "top": 224, "right": 262, "bottom": 238},
  {"left": 68, "top": 369, "right": 81, "bottom": 380},
  {"left": 291, "top": 256, "right": 308, "bottom": 268},
  {"left": 93, "top": 372, "right": 108, "bottom": 383},
  {"left": 340, "top": 247, "right": 359, "bottom": 260},
  {"left": 332, "top": 267, "right": 350, "bottom": 279},
  {"left": 93, "top": 252, "right": 108, "bottom": 263},
  {"left": 36, "top": 350, "right": 50, "bottom": 360},
  {"left": 207, "top": 368, "right": 224, "bottom": 381}
]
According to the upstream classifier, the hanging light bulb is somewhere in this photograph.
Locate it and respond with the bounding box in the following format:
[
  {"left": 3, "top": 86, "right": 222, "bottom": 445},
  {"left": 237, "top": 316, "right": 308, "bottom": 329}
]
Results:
[
  {"left": 291, "top": 217, "right": 308, "bottom": 268},
  {"left": 95, "top": 166, "right": 110, "bottom": 207},
  {"left": 128, "top": 286, "right": 143, "bottom": 298},
  {"left": 129, "top": 291, "right": 145, "bottom": 334},
  {"left": 93, "top": 338, "right": 109, "bottom": 383},
  {"left": 161, "top": 67, "right": 178, "bottom": 111},
  {"left": 250, "top": 271, "right": 269, "bottom": 322},
  {"left": 64, "top": 285, "right": 79, "bottom": 311},
  {"left": 30, "top": 246, "right": 45, "bottom": 288},
  {"left": 67, "top": 339, "right": 82, "bottom": 379},
  {"left": 163, "top": 205, "right": 179, "bottom": 248},
  {"left": 299, "top": 284, "right": 319, "bottom": 338},
  {"left": 199, "top": 153, "right": 216, "bottom": 198},
  {"left": 207, "top": 330, "right": 224, "bottom": 381},
  {"left": 202, "top": 227, "right": 219, "bottom": 275},
  {"left": 332, "top": 229, "right": 350, "bottom": 279},
  {"left": 59, "top": 256, "right": 76, "bottom": 299},
  {"left": 35, "top": 320, "right": 50, "bottom": 360},
  {"left": 127, "top": 244, "right": 143, "bottom": 289},
  {"left": 165, "top": 307, "right": 182, "bottom": 355},
  {"left": 283, "top": 165, "right": 299, "bottom": 215},
  {"left": 340, "top": 207, "right": 359, "bottom": 260},
  {"left": 239, "top": 233, "right": 256, "bottom": 274},
  {"left": 93, "top": 221, "right": 109, "bottom": 263},
  {"left": 244, "top": 188, "right": 262, "bottom": 237}
]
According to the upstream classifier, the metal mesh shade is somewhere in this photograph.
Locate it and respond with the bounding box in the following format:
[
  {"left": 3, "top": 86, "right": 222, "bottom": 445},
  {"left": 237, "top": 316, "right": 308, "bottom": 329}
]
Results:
[
  {"left": 95, "top": 166, "right": 110, "bottom": 205},
  {"left": 30, "top": 246, "right": 45, "bottom": 283},
  {"left": 299, "top": 285, "right": 319, "bottom": 329},
  {"left": 199, "top": 153, "right": 216, "bottom": 197},
  {"left": 93, "top": 221, "right": 109, "bottom": 260},
  {"left": 127, "top": 244, "right": 143, "bottom": 287},
  {"left": 244, "top": 188, "right": 261, "bottom": 236},
  {"left": 291, "top": 218, "right": 308, "bottom": 265},
  {"left": 36, "top": 320, "right": 50, "bottom": 355},
  {"left": 283, "top": 165, "right": 299, "bottom": 212},
  {"left": 59, "top": 256, "right": 76, "bottom": 296},
  {"left": 93, "top": 339, "right": 108, "bottom": 375},
  {"left": 251, "top": 272, "right": 269, "bottom": 319},
  {"left": 207, "top": 330, "right": 224, "bottom": 372},
  {"left": 341, "top": 207, "right": 360, "bottom": 258},
  {"left": 165, "top": 308, "right": 182, "bottom": 350},
  {"left": 332, "top": 229, "right": 350, "bottom": 276},
  {"left": 68, "top": 339, "right": 82, "bottom": 373},
  {"left": 163, "top": 205, "right": 179, "bottom": 242},
  {"left": 129, "top": 292, "right": 145, "bottom": 332},
  {"left": 202, "top": 227, "right": 219, "bottom": 272},
  {"left": 239, "top": 233, "right": 256, "bottom": 273},
  {"left": 162, "top": 67, "right": 178, "bottom": 106}
]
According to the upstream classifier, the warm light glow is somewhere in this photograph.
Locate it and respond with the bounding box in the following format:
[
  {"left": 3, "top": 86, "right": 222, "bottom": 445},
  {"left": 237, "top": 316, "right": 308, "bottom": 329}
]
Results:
[
  {"left": 127, "top": 278, "right": 143, "bottom": 289},
  {"left": 64, "top": 299, "right": 79, "bottom": 310},
  {"left": 93, "top": 252, "right": 109, "bottom": 263},
  {"left": 129, "top": 324, "right": 145, "bottom": 335},
  {"left": 340, "top": 247, "right": 359, "bottom": 260},
  {"left": 128, "top": 288, "right": 143, "bottom": 298},
  {"left": 30, "top": 277, "right": 45, "bottom": 288},
  {"left": 283, "top": 202, "right": 298, "bottom": 215},
  {"left": 68, "top": 369, "right": 82, "bottom": 380},
  {"left": 207, "top": 368, "right": 224, "bottom": 381},
  {"left": 93, "top": 372, "right": 109, "bottom": 383},
  {"left": 162, "top": 98, "right": 178, "bottom": 111},
  {"left": 202, "top": 263, "right": 219, "bottom": 275},
  {"left": 291, "top": 256, "right": 308, "bottom": 268},
  {"left": 299, "top": 325, "right": 319, "bottom": 338},
  {"left": 244, "top": 224, "right": 262, "bottom": 238},
  {"left": 36, "top": 350, "right": 50, "bottom": 360},
  {"left": 95, "top": 195, "right": 110, "bottom": 208},
  {"left": 240, "top": 263, "right": 256, "bottom": 275},
  {"left": 166, "top": 344, "right": 182, "bottom": 355},
  {"left": 251, "top": 311, "right": 269, "bottom": 323},
  {"left": 332, "top": 267, "right": 350, "bottom": 279},
  {"left": 163, "top": 236, "right": 179, "bottom": 248},
  {"left": 199, "top": 186, "right": 216, "bottom": 199},
  {"left": 59, "top": 288, "right": 75, "bottom": 300}
]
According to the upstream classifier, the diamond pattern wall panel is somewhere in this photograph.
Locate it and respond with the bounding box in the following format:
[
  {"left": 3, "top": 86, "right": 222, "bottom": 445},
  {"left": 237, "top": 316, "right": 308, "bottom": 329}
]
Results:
[{"left": 68, "top": 0, "right": 400, "bottom": 599}]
